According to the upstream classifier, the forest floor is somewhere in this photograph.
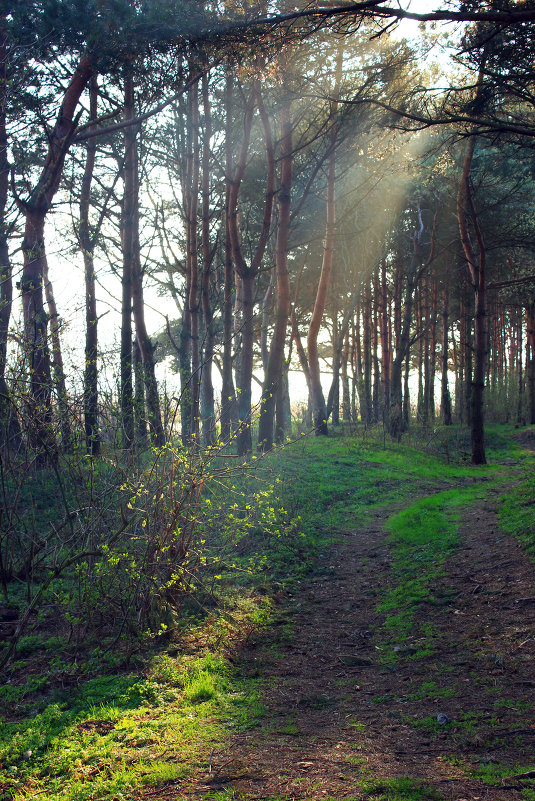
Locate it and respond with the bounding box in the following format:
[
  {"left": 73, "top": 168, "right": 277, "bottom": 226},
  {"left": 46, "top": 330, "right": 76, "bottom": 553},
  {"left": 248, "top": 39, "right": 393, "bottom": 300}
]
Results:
[
  {"left": 146, "top": 431, "right": 535, "bottom": 801},
  {"left": 2, "top": 425, "right": 535, "bottom": 801}
]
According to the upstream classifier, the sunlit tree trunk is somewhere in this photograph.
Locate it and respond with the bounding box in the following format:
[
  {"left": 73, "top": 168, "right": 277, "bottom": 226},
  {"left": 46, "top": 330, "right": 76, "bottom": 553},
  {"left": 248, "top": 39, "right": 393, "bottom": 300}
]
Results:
[
  {"left": 380, "top": 258, "right": 390, "bottom": 415},
  {"left": 342, "top": 328, "right": 351, "bottom": 425},
  {"left": 307, "top": 48, "right": 342, "bottom": 436},
  {"left": 362, "top": 284, "right": 372, "bottom": 425}
]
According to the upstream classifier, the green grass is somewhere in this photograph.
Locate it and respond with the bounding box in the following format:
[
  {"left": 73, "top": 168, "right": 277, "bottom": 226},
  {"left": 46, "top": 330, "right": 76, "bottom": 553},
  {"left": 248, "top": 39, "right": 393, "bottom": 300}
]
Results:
[
  {"left": 377, "top": 486, "right": 488, "bottom": 652},
  {"left": 499, "top": 472, "right": 535, "bottom": 556},
  {"left": 471, "top": 761, "right": 535, "bottom": 786},
  {"left": 0, "top": 643, "right": 266, "bottom": 800},
  {"left": 357, "top": 776, "right": 444, "bottom": 800}
]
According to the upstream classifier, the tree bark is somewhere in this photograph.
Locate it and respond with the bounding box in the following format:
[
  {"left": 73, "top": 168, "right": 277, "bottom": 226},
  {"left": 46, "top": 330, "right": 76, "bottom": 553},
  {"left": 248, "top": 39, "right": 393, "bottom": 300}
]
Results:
[
  {"left": 307, "top": 141, "right": 336, "bottom": 436},
  {"left": 527, "top": 304, "right": 535, "bottom": 424},
  {"left": 42, "top": 258, "right": 72, "bottom": 451},
  {"left": 120, "top": 71, "right": 136, "bottom": 450},
  {"left": 258, "top": 95, "right": 291, "bottom": 452},
  {"left": 19, "top": 55, "right": 92, "bottom": 454},
  {"left": 220, "top": 71, "right": 236, "bottom": 444},
  {"left": 228, "top": 82, "right": 275, "bottom": 454},
  {"left": 0, "top": 17, "right": 21, "bottom": 451},
  {"left": 457, "top": 136, "right": 486, "bottom": 464},
  {"left": 441, "top": 279, "right": 452, "bottom": 425},
  {"left": 200, "top": 71, "right": 216, "bottom": 447},
  {"left": 79, "top": 77, "right": 100, "bottom": 455}
]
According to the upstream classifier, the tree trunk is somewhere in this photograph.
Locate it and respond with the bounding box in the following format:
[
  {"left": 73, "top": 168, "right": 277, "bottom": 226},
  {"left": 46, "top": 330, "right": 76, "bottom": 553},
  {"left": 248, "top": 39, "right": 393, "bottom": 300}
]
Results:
[
  {"left": 380, "top": 258, "right": 390, "bottom": 414},
  {"left": 42, "top": 258, "right": 72, "bottom": 451},
  {"left": 441, "top": 279, "right": 452, "bottom": 425},
  {"left": 527, "top": 304, "right": 535, "bottom": 425},
  {"left": 133, "top": 337, "right": 146, "bottom": 444},
  {"left": 342, "top": 328, "right": 351, "bottom": 425},
  {"left": 80, "top": 77, "right": 100, "bottom": 455},
  {"left": 220, "top": 72, "right": 236, "bottom": 444},
  {"left": 187, "top": 82, "right": 201, "bottom": 443},
  {"left": 457, "top": 136, "right": 486, "bottom": 465},
  {"left": 21, "top": 213, "right": 55, "bottom": 454},
  {"left": 389, "top": 249, "right": 418, "bottom": 439},
  {"left": 258, "top": 95, "right": 291, "bottom": 452},
  {"left": 362, "top": 285, "right": 372, "bottom": 425},
  {"left": 429, "top": 278, "right": 438, "bottom": 419},
  {"left": 200, "top": 71, "right": 216, "bottom": 447},
  {"left": 179, "top": 297, "right": 192, "bottom": 446},
  {"left": 307, "top": 49, "right": 342, "bottom": 436},
  {"left": 227, "top": 83, "right": 275, "bottom": 454},
  {"left": 120, "top": 71, "right": 136, "bottom": 450},
  {"left": 517, "top": 307, "right": 523, "bottom": 424},
  {"left": 0, "top": 17, "right": 21, "bottom": 451},
  {"left": 237, "top": 272, "right": 255, "bottom": 454},
  {"left": 21, "top": 54, "right": 92, "bottom": 455}
]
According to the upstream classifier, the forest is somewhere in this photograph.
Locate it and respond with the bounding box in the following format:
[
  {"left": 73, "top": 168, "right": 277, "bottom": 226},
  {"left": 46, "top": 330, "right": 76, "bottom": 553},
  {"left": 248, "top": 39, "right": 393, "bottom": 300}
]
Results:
[{"left": 1, "top": 1, "right": 535, "bottom": 800}]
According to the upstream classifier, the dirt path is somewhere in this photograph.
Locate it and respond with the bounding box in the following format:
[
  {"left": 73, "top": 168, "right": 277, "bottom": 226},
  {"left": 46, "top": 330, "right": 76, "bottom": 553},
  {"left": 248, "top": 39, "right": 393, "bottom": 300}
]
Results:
[{"left": 170, "top": 490, "right": 535, "bottom": 800}]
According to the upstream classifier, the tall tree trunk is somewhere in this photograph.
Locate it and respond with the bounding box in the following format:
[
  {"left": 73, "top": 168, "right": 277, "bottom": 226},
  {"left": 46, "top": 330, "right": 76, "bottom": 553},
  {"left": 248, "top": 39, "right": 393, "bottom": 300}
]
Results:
[
  {"left": 0, "top": 17, "right": 21, "bottom": 451},
  {"left": 128, "top": 115, "right": 164, "bottom": 448},
  {"left": 133, "top": 337, "right": 146, "bottom": 444},
  {"left": 457, "top": 136, "right": 486, "bottom": 464},
  {"left": 389, "top": 243, "right": 418, "bottom": 438},
  {"left": 120, "top": 71, "right": 136, "bottom": 450},
  {"left": 132, "top": 254, "right": 164, "bottom": 446},
  {"left": 417, "top": 285, "right": 425, "bottom": 422},
  {"left": 341, "top": 328, "right": 351, "bottom": 425},
  {"left": 362, "top": 284, "right": 372, "bottom": 425},
  {"left": 307, "top": 48, "right": 342, "bottom": 436},
  {"left": 527, "top": 304, "right": 535, "bottom": 425},
  {"left": 290, "top": 307, "right": 312, "bottom": 419},
  {"left": 220, "top": 72, "right": 236, "bottom": 444},
  {"left": 179, "top": 297, "right": 192, "bottom": 447},
  {"left": 429, "top": 277, "right": 438, "bottom": 419},
  {"left": 79, "top": 77, "right": 100, "bottom": 455},
  {"left": 403, "top": 350, "right": 410, "bottom": 428},
  {"left": 517, "top": 306, "right": 523, "bottom": 424},
  {"left": 228, "top": 83, "right": 275, "bottom": 455},
  {"left": 237, "top": 273, "right": 255, "bottom": 454},
  {"left": 441, "top": 279, "right": 452, "bottom": 425},
  {"left": 258, "top": 95, "right": 290, "bottom": 452},
  {"left": 380, "top": 258, "right": 390, "bottom": 415},
  {"left": 187, "top": 82, "right": 201, "bottom": 443},
  {"left": 200, "top": 71, "right": 216, "bottom": 447},
  {"left": 20, "top": 54, "right": 92, "bottom": 455}
]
